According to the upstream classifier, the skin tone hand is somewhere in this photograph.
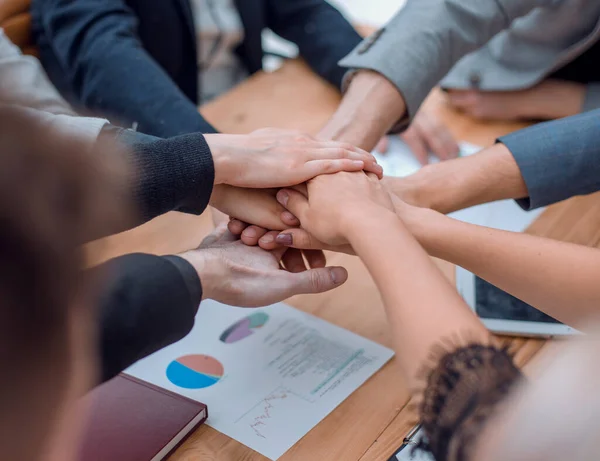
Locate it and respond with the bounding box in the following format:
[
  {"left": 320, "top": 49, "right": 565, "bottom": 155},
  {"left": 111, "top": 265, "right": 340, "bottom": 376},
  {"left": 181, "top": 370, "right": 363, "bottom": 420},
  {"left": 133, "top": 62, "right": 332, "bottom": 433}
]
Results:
[
  {"left": 446, "top": 80, "right": 585, "bottom": 121},
  {"left": 269, "top": 172, "right": 490, "bottom": 391},
  {"left": 210, "top": 185, "right": 299, "bottom": 231},
  {"left": 205, "top": 128, "right": 382, "bottom": 188},
  {"left": 318, "top": 70, "right": 407, "bottom": 151},
  {"left": 276, "top": 171, "right": 394, "bottom": 247},
  {"left": 383, "top": 142, "right": 529, "bottom": 214},
  {"left": 177, "top": 223, "right": 348, "bottom": 308},
  {"left": 375, "top": 109, "right": 460, "bottom": 165}
]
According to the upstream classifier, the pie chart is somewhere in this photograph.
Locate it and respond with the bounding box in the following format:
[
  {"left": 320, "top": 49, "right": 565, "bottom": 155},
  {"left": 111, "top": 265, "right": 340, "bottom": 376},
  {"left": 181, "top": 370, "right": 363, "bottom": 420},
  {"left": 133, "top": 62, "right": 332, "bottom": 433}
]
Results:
[
  {"left": 166, "top": 354, "right": 224, "bottom": 389},
  {"left": 220, "top": 312, "right": 269, "bottom": 343}
]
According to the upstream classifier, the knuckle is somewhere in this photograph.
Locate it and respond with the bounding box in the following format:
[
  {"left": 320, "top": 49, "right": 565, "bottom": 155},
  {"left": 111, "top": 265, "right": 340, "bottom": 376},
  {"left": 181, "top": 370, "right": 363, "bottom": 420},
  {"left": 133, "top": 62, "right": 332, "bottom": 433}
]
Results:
[{"left": 308, "top": 270, "right": 326, "bottom": 291}]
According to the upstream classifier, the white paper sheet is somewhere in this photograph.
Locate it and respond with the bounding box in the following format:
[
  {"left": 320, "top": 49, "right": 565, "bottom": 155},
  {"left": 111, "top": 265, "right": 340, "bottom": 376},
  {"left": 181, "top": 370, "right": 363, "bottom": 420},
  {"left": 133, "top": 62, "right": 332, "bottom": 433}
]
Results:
[
  {"left": 125, "top": 301, "right": 394, "bottom": 460},
  {"left": 373, "top": 137, "right": 481, "bottom": 178}
]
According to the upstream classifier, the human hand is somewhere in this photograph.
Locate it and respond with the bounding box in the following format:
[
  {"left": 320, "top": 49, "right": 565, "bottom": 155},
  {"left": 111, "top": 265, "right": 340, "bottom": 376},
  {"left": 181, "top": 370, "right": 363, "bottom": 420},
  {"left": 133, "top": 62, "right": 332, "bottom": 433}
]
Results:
[
  {"left": 178, "top": 224, "right": 348, "bottom": 307},
  {"left": 375, "top": 110, "right": 459, "bottom": 165},
  {"left": 226, "top": 217, "right": 330, "bottom": 271},
  {"left": 446, "top": 80, "right": 585, "bottom": 121},
  {"left": 318, "top": 70, "right": 407, "bottom": 151},
  {"left": 210, "top": 185, "right": 299, "bottom": 231},
  {"left": 276, "top": 171, "right": 394, "bottom": 246},
  {"left": 205, "top": 128, "right": 382, "bottom": 188}
]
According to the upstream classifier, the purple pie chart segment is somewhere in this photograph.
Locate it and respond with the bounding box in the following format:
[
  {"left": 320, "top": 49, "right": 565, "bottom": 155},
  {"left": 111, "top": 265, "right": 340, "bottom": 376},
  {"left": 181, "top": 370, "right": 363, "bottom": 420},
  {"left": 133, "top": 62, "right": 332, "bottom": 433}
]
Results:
[{"left": 220, "top": 312, "right": 269, "bottom": 344}]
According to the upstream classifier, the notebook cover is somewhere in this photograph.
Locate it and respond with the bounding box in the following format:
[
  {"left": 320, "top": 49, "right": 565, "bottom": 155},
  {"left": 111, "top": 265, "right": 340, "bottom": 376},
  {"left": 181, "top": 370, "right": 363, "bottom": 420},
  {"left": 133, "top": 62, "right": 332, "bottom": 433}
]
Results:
[{"left": 78, "top": 374, "right": 207, "bottom": 461}]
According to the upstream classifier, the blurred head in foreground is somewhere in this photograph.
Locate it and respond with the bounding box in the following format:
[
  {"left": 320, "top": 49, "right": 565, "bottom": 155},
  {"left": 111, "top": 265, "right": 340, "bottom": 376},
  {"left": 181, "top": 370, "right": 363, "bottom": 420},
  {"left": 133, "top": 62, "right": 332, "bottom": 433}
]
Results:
[
  {"left": 474, "top": 327, "right": 600, "bottom": 461},
  {"left": 0, "top": 106, "right": 127, "bottom": 461}
]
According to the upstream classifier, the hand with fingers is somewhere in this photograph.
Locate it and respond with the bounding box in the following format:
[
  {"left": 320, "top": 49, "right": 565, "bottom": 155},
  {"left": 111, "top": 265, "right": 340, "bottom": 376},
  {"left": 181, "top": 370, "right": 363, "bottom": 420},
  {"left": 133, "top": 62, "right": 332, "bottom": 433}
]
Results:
[
  {"left": 206, "top": 127, "right": 382, "bottom": 189},
  {"left": 375, "top": 110, "right": 459, "bottom": 165},
  {"left": 177, "top": 223, "right": 348, "bottom": 307},
  {"left": 226, "top": 172, "right": 395, "bottom": 255}
]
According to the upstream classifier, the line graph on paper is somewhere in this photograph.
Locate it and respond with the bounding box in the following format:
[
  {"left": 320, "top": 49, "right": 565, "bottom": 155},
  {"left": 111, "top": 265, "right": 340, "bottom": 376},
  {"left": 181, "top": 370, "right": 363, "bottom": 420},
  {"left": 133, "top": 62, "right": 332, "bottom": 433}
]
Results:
[{"left": 234, "top": 386, "right": 313, "bottom": 439}]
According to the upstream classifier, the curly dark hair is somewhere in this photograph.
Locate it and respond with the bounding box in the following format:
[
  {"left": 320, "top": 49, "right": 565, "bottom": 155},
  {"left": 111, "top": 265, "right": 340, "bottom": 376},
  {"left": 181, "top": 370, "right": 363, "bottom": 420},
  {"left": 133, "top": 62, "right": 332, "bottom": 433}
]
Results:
[{"left": 0, "top": 106, "right": 128, "bottom": 461}]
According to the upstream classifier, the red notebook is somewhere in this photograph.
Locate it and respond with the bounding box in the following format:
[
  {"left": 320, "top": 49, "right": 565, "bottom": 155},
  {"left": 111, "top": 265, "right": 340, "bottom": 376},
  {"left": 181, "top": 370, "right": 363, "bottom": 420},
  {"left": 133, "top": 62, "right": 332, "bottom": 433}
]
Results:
[{"left": 78, "top": 374, "right": 207, "bottom": 461}]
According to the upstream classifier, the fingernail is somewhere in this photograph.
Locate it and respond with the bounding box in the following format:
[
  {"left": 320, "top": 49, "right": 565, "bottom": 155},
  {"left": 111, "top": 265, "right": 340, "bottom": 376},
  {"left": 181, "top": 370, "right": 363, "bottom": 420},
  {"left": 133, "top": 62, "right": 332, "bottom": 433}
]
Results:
[
  {"left": 260, "top": 234, "right": 274, "bottom": 244},
  {"left": 244, "top": 228, "right": 257, "bottom": 238},
  {"left": 329, "top": 268, "right": 339, "bottom": 284},
  {"left": 277, "top": 190, "right": 289, "bottom": 206},
  {"left": 352, "top": 160, "right": 364, "bottom": 167},
  {"left": 275, "top": 233, "right": 293, "bottom": 246},
  {"left": 282, "top": 211, "right": 299, "bottom": 224}
]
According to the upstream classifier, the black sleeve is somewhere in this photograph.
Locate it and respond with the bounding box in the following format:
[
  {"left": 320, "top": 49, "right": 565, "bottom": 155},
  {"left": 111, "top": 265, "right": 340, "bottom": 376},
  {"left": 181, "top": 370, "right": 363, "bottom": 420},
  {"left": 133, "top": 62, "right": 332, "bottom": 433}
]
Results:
[
  {"left": 265, "top": 0, "right": 362, "bottom": 89},
  {"left": 95, "top": 253, "right": 202, "bottom": 383},
  {"left": 32, "top": 0, "right": 216, "bottom": 137},
  {"left": 101, "top": 125, "right": 215, "bottom": 223}
]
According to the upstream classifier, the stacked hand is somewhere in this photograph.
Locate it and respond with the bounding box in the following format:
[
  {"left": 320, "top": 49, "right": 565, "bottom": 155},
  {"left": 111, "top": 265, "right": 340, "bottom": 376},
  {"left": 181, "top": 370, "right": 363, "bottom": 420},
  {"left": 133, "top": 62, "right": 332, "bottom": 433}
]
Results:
[
  {"left": 178, "top": 223, "right": 348, "bottom": 307},
  {"left": 207, "top": 128, "right": 382, "bottom": 230}
]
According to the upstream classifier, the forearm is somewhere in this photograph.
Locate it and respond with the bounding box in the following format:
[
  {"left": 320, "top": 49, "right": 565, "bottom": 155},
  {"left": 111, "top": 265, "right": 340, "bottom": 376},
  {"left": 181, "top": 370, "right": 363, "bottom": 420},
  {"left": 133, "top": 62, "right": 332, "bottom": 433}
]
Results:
[
  {"left": 96, "top": 254, "right": 202, "bottom": 382},
  {"left": 39, "top": 0, "right": 216, "bottom": 137},
  {"left": 344, "top": 208, "right": 489, "bottom": 391},
  {"left": 318, "top": 70, "right": 406, "bottom": 150},
  {"left": 337, "top": 0, "right": 549, "bottom": 125},
  {"left": 266, "top": 0, "right": 362, "bottom": 88},
  {"left": 106, "top": 127, "right": 215, "bottom": 226},
  {"left": 412, "top": 210, "right": 600, "bottom": 329},
  {"left": 387, "top": 143, "right": 528, "bottom": 214}
]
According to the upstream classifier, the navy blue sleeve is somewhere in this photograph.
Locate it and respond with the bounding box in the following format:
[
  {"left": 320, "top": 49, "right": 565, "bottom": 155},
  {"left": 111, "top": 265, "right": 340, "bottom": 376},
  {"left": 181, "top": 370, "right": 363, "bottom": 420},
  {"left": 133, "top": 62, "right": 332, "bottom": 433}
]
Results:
[
  {"left": 265, "top": 0, "right": 362, "bottom": 89},
  {"left": 96, "top": 254, "right": 202, "bottom": 382},
  {"left": 32, "top": 0, "right": 217, "bottom": 137},
  {"left": 499, "top": 109, "right": 600, "bottom": 210}
]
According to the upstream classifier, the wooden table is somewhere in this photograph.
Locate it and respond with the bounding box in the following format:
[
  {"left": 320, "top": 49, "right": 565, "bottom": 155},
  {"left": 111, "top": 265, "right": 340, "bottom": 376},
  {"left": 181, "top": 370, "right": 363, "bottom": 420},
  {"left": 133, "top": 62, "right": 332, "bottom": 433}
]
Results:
[{"left": 86, "top": 59, "right": 600, "bottom": 461}]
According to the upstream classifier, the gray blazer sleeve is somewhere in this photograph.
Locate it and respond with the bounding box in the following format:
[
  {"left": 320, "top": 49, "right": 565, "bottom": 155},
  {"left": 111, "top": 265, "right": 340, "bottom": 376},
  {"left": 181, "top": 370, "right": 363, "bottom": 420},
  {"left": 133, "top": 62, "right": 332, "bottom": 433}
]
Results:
[
  {"left": 339, "top": 0, "right": 560, "bottom": 121},
  {"left": 498, "top": 109, "right": 600, "bottom": 210}
]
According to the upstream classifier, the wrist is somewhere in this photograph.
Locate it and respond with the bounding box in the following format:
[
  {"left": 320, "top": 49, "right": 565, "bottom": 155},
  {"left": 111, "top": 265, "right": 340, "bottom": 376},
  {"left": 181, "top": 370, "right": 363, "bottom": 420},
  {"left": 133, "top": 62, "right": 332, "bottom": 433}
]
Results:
[
  {"left": 340, "top": 205, "right": 400, "bottom": 241},
  {"left": 320, "top": 70, "right": 406, "bottom": 150},
  {"left": 204, "top": 134, "right": 232, "bottom": 185},
  {"left": 178, "top": 249, "right": 222, "bottom": 301},
  {"left": 386, "top": 164, "right": 456, "bottom": 214}
]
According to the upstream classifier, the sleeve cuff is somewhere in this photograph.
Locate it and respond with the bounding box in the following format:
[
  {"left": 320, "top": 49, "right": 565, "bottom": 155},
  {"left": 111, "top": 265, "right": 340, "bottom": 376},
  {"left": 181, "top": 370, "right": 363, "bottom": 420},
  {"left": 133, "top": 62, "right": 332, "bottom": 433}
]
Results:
[
  {"left": 163, "top": 255, "right": 203, "bottom": 307},
  {"left": 116, "top": 130, "right": 215, "bottom": 220},
  {"left": 498, "top": 110, "right": 600, "bottom": 210},
  {"left": 340, "top": 69, "right": 410, "bottom": 134},
  {"left": 98, "top": 253, "right": 203, "bottom": 381}
]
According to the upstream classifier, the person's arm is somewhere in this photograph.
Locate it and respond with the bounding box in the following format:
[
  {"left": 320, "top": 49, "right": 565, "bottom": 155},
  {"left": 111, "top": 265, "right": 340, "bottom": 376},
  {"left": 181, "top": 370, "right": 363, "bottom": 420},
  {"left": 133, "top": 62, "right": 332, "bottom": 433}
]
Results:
[
  {"left": 397, "top": 202, "right": 600, "bottom": 330},
  {"left": 34, "top": 0, "right": 216, "bottom": 137},
  {"left": 97, "top": 126, "right": 380, "bottom": 236},
  {"left": 96, "top": 225, "right": 348, "bottom": 383},
  {"left": 277, "top": 172, "right": 522, "bottom": 461},
  {"left": 386, "top": 108, "right": 600, "bottom": 213},
  {"left": 96, "top": 253, "right": 201, "bottom": 382},
  {"left": 321, "top": 0, "right": 556, "bottom": 149},
  {"left": 0, "top": 29, "right": 76, "bottom": 116},
  {"left": 265, "top": 0, "right": 362, "bottom": 89}
]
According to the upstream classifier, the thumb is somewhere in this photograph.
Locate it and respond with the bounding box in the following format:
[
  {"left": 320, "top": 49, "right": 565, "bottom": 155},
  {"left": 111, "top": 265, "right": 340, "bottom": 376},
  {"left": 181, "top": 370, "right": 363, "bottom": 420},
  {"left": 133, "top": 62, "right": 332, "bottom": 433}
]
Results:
[
  {"left": 278, "top": 266, "right": 348, "bottom": 297},
  {"left": 277, "top": 189, "right": 309, "bottom": 221},
  {"left": 200, "top": 222, "right": 229, "bottom": 247}
]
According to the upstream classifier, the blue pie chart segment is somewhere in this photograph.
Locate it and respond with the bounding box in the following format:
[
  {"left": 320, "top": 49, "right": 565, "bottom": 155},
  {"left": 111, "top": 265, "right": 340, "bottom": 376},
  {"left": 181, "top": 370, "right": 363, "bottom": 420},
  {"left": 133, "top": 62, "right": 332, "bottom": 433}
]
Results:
[{"left": 166, "top": 354, "right": 224, "bottom": 389}]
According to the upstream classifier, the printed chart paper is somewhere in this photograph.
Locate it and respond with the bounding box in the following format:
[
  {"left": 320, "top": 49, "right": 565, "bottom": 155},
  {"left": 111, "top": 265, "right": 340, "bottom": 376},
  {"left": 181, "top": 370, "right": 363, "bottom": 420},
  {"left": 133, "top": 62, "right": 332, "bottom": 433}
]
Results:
[{"left": 126, "top": 301, "right": 394, "bottom": 460}]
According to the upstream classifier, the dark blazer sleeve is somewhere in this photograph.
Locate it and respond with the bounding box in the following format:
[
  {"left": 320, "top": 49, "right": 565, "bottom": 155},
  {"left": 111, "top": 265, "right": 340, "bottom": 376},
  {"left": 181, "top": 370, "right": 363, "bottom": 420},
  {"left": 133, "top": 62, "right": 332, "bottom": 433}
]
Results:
[
  {"left": 265, "top": 0, "right": 362, "bottom": 89},
  {"left": 96, "top": 253, "right": 202, "bottom": 383},
  {"left": 498, "top": 109, "right": 600, "bottom": 210},
  {"left": 32, "top": 0, "right": 217, "bottom": 138}
]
